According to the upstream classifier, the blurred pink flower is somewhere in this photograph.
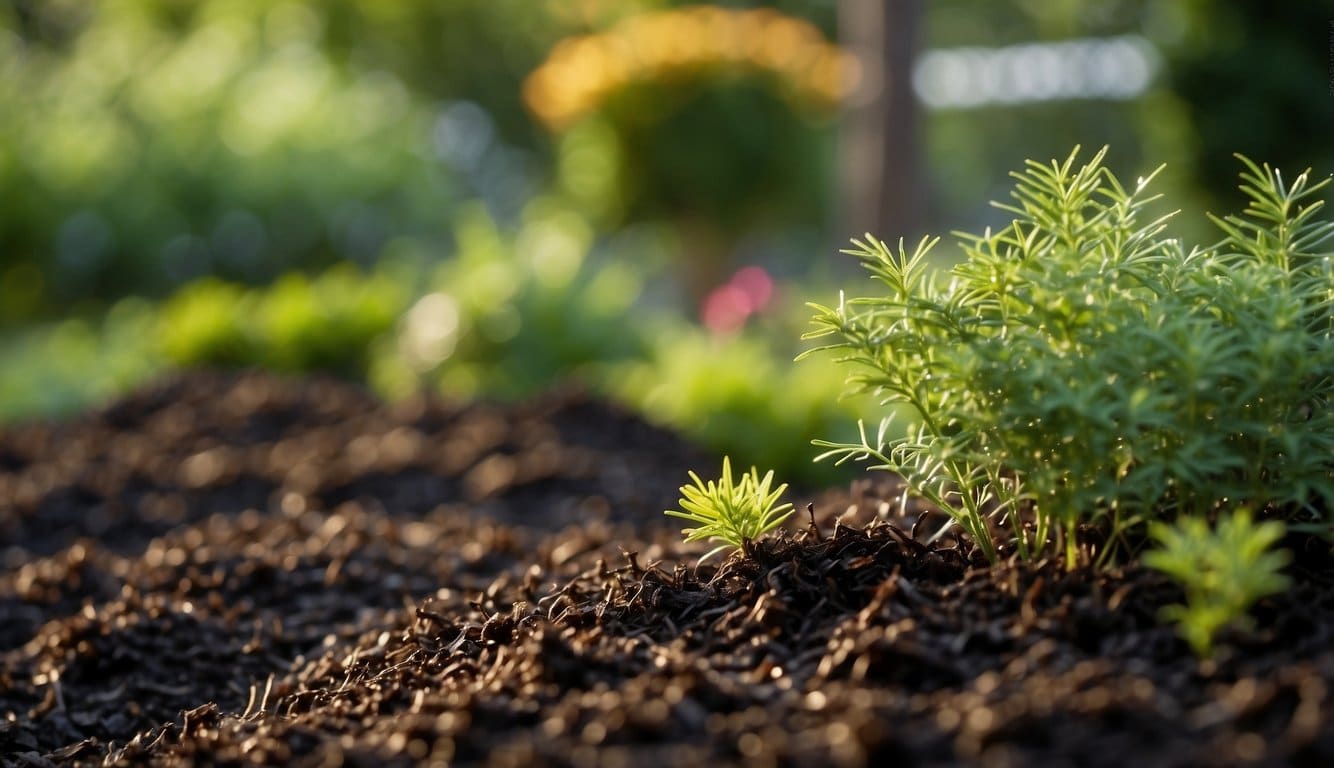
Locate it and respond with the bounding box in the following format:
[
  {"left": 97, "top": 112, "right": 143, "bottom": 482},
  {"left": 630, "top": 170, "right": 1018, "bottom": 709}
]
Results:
[
  {"left": 731, "top": 266, "right": 774, "bottom": 310},
  {"left": 701, "top": 266, "right": 775, "bottom": 335}
]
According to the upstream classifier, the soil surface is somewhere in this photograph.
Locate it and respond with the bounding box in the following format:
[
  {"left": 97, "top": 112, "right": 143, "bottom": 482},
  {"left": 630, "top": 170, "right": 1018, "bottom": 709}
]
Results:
[{"left": 2, "top": 370, "right": 1332, "bottom": 767}]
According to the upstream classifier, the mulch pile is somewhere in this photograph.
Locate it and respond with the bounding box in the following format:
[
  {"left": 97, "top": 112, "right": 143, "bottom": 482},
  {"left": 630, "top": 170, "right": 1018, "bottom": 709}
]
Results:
[{"left": 2, "top": 371, "right": 1332, "bottom": 767}]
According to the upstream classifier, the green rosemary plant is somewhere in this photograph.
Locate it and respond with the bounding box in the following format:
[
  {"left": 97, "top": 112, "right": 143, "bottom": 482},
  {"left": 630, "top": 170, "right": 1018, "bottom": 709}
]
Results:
[
  {"left": 1144, "top": 509, "right": 1290, "bottom": 658},
  {"left": 804, "top": 147, "right": 1334, "bottom": 568},
  {"left": 665, "top": 456, "right": 794, "bottom": 563}
]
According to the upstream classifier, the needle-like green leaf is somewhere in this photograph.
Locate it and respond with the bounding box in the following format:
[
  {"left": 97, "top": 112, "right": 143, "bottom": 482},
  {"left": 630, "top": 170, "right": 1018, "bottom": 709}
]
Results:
[{"left": 665, "top": 456, "right": 795, "bottom": 563}]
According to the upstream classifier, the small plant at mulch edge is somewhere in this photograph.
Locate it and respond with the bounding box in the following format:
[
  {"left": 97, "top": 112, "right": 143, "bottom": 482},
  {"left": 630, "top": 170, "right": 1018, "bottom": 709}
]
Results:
[
  {"left": 801, "top": 146, "right": 1333, "bottom": 580},
  {"left": 1144, "top": 508, "right": 1291, "bottom": 657},
  {"left": 665, "top": 456, "right": 795, "bottom": 563}
]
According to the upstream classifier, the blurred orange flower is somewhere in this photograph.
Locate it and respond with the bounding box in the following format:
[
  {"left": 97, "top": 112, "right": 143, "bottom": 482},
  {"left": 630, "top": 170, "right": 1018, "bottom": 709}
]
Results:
[{"left": 523, "top": 5, "right": 860, "bottom": 131}]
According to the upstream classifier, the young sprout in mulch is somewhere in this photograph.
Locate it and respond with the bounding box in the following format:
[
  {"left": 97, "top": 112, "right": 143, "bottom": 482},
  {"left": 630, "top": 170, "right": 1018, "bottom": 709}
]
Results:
[
  {"left": 1145, "top": 508, "right": 1291, "bottom": 658},
  {"left": 665, "top": 456, "right": 795, "bottom": 563}
]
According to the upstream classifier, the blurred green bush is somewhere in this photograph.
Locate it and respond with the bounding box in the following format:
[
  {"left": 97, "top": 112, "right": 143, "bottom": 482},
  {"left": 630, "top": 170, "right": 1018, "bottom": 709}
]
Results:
[
  {"left": 609, "top": 322, "right": 874, "bottom": 489},
  {"left": 159, "top": 262, "right": 406, "bottom": 375},
  {"left": 0, "top": 192, "right": 868, "bottom": 486},
  {"left": 0, "top": 299, "right": 160, "bottom": 421},
  {"left": 0, "top": 0, "right": 459, "bottom": 324},
  {"left": 370, "top": 199, "right": 653, "bottom": 401},
  {"left": 0, "top": 0, "right": 622, "bottom": 327},
  {"left": 525, "top": 5, "right": 849, "bottom": 299}
]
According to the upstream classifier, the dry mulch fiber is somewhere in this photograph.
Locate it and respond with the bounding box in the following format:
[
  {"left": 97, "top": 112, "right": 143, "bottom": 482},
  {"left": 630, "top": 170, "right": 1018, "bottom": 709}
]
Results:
[{"left": 2, "top": 370, "right": 1332, "bottom": 767}]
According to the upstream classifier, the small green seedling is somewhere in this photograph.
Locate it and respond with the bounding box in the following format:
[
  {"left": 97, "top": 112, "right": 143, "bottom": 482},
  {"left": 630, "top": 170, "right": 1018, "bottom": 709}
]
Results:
[
  {"left": 1144, "top": 509, "right": 1290, "bottom": 658},
  {"left": 666, "top": 456, "right": 794, "bottom": 563}
]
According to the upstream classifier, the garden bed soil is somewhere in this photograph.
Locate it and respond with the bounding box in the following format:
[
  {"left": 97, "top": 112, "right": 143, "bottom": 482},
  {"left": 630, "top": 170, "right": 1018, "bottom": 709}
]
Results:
[{"left": 2, "top": 371, "right": 1332, "bottom": 766}]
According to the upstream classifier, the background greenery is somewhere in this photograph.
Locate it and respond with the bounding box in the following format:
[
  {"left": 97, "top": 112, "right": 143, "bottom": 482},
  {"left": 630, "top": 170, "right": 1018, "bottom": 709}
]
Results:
[{"left": 2, "top": 0, "right": 1331, "bottom": 486}]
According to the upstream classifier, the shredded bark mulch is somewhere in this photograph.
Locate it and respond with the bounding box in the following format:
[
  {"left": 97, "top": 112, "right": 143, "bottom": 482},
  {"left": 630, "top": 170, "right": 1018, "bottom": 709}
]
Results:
[{"left": 2, "top": 371, "right": 1331, "bottom": 767}]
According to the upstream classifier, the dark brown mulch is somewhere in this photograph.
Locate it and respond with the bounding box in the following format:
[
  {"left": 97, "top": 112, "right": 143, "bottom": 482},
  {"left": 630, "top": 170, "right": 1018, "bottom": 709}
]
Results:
[{"left": 2, "top": 371, "right": 1332, "bottom": 767}]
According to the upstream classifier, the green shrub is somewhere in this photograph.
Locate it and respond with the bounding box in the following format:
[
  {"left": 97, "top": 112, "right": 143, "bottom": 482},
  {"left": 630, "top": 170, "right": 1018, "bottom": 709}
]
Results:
[
  {"left": 159, "top": 262, "right": 407, "bottom": 375},
  {"left": 806, "top": 148, "right": 1334, "bottom": 567}
]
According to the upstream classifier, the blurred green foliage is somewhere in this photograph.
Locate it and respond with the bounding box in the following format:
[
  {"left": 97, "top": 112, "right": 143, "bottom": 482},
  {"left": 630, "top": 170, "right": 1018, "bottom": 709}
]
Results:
[
  {"left": 601, "top": 79, "right": 835, "bottom": 241},
  {"left": 159, "top": 262, "right": 407, "bottom": 375},
  {"left": 922, "top": 0, "right": 1181, "bottom": 237},
  {"left": 921, "top": 0, "right": 1333, "bottom": 244},
  {"left": 0, "top": 0, "right": 845, "bottom": 326},
  {"left": 610, "top": 322, "right": 873, "bottom": 488},
  {"left": 0, "top": 200, "right": 864, "bottom": 487},
  {"left": 5, "top": 0, "right": 1328, "bottom": 318},
  {"left": 2, "top": 0, "right": 1332, "bottom": 490},
  {"left": 524, "top": 4, "right": 848, "bottom": 297},
  {"left": 1163, "top": 2, "right": 1334, "bottom": 215},
  {"left": 371, "top": 199, "right": 654, "bottom": 402},
  {"left": 0, "top": 0, "right": 465, "bottom": 321},
  {"left": 0, "top": 299, "right": 160, "bottom": 421}
]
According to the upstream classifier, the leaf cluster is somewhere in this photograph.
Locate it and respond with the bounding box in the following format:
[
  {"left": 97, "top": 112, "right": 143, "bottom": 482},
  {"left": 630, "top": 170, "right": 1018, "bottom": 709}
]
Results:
[
  {"left": 613, "top": 324, "right": 876, "bottom": 488},
  {"left": 805, "top": 147, "right": 1334, "bottom": 567},
  {"left": 1144, "top": 509, "right": 1290, "bottom": 657},
  {"left": 665, "top": 456, "right": 795, "bottom": 563},
  {"left": 160, "top": 263, "right": 407, "bottom": 376}
]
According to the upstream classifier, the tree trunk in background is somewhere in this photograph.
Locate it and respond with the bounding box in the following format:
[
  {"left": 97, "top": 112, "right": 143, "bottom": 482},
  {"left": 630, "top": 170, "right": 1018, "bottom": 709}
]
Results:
[{"left": 838, "top": 0, "right": 924, "bottom": 248}]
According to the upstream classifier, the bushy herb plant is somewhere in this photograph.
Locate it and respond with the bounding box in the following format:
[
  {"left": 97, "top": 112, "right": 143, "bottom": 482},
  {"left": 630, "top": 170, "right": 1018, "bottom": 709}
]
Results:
[
  {"left": 805, "top": 147, "right": 1334, "bottom": 568},
  {"left": 1144, "top": 508, "right": 1290, "bottom": 657},
  {"left": 665, "top": 456, "right": 795, "bottom": 563}
]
